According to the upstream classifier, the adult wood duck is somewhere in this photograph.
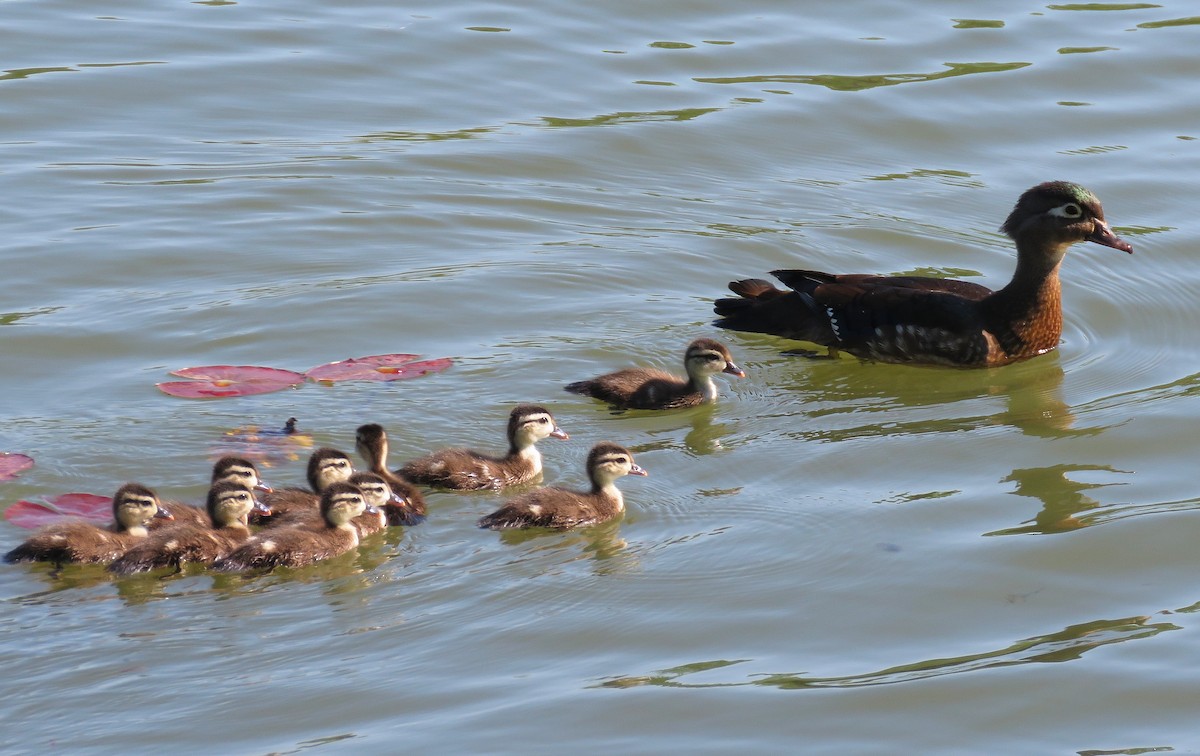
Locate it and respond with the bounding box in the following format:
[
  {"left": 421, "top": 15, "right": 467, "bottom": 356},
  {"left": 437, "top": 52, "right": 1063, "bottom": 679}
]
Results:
[
  {"left": 398, "top": 405, "right": 568, "bottom": 491},
  {"left": 353, "top": 423, "right": 428, "bottom": 525},
  {"left": 109, "top": 481, "right": 271, "bottom": 574},
  {"left": 565, "top": 338, "right": 744, "bottom": 409},
  {"left": 214, "top": 482, "right": 374, "bottom": 571},
  {"left": 4, "top": 483, "right": 172, "bottom": 566},
  {"left": 478, "top": 442, "right": 647, "bottom": 530},
  {"left": 713, "top": 182, "right": 1133, "bottom": 367}
]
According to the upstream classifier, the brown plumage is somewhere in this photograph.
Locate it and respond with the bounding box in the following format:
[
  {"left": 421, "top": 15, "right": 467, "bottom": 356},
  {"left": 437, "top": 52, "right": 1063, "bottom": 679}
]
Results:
[
  {"left": 154, "top": 456, "right": 273, "bottom": 530},
  {"left": 267, "top": 471, "right": 395, "bottom": 537},
  {"left": 251, "top": 447, "right": 354, "bottom": 525},
  {"left": 713, "top": 182, "right": 1133, "bottom": 367},
  {"left": 108, "top": 481, "right": 270, "bottom": 575},
  {"left": 565, "top": 338, "right": 745, "bottom": 409},
  {"left": 478, "top": 442, "right": 647, "bottom": 530},
  {"left": 398, "top": 405, "right": 568, "bottom": 491},
  {"left": 353, "top": 424, "right": 427, "bottom": 525},
  {"left": 214, "top": 482, "right": 371, "bottom": 571},
  {"left": 4, "top": 483, "right": 172, "bottom": 566}
]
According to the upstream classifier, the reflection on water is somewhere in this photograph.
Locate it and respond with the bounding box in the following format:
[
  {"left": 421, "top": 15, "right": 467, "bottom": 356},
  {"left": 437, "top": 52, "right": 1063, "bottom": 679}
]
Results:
[
  {"left": 986, "top": 464, "right": 1132, "bottom": 536},
  {"left": 694, "top": 62, "right": 1031, "bottom": 92},
  {"left": 599, "top": 613, "right": 1175, "bottom": 690},
  {"left": 494, "top": 518, "right": 636, "bottom": 575}
]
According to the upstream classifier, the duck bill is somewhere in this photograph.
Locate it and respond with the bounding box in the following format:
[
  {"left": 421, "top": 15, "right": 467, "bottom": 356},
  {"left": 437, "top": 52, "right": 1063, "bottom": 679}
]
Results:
[
  {"left": 628, "top": 464, "right": 649, "bottom": 477},
  {"left": 723, "top": 362, "right": 746, "bottom": 378},
  {"left": 252, "top": 499, "right": 273, "bottom": 517},
  {"left": 389, "top": 492, "right": 409, "bottom": 508},
  {"left": 1088, "top": 220, "right": 1133, "bottom": 254},
  {"left": 154, "top": 507, "right": 175, "bottom": 521},
  {"left": 364, "top": 504, "right": 381, "bottom": 515},
  {"left": 254, "top": 480, "right": 274, "bottom": 493},
  {"left": 550, "top": 427, "right": 570, "bottom": 440}
]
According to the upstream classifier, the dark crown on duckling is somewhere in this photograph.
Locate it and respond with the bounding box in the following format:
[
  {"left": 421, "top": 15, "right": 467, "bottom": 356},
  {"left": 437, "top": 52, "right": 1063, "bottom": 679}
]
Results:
[
  {"left": 713, "top": 181, "right": 1132, "bottom": 367},
  {"left": 397, "top": 404, "right": 568, "bottom": 491},
  {"left": 108, "top": 481, "right": 270, "bottom": 575},
  {"left": 565, "top": 337, "right": 744, "bottom": 410},
  {"left": 5, "top": 483, "right": 172, "bottom": 565},
  {"left": 478, "top": 441, "right": 647, "bottom": 531}
]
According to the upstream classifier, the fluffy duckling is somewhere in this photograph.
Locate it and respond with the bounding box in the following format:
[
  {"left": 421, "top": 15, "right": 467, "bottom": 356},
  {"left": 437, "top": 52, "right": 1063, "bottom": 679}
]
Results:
[
  {"left": 109, "top": 481, "right": 271, "bottom": 575},
  {"left": 265, "top": 471, "right": 398, "bottom": 536},
  {"left": 214, "top": 482, "right": 373, "bottom": 571},
  {"left": 4, "top": 483, "right": 173, "bottom": 565},
  {"left": 565, "top": 338, "right": 744, "bottom": 410},
  {"left": 353, "top": 424, "right": 427, "bottom": 525},
  {"left": 398, "top": 405, "right": 568, "bottom": 491},
  {"left": 157, "top": 456, "right": 273, "bottom": 529},
  {"left": 478, "top": 442, "right": 647, "bottom": 530},
  {"left": 252, "top": 447, "right": 354, "bottom": 525}
]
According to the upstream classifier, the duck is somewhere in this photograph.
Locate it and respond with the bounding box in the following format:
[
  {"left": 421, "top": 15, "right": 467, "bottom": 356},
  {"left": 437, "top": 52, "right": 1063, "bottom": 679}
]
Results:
[
  {"left": 252, "top": 447, "right": 354, "bottom": 525},
  {"left": 4, "top": 483, "right": 173, "bottom": 565},
  {"left": 478, "top": 442, "right": 647, "bottom": 530},
  {"left": 712, "top": 181, "right": 1133, "bottom": 367},
  {"left": 214, "top": 482, "right": 374, "bottom": 571},
  {"left": 155, "top": 456, "right": 274, "bottom": 529},
  {"left": 397, "top": 405, "right": 568, "bottom": 491},
  {"left": 353, "top": 424, "right": 428, "bottom": 525},
  {"left": 565, "top": 338, "right": 745, "bottom": 409},
  {"left": 108, "top": 481, "right": 271, "bottom": 575},
  {"left": 264, "top": 471, "right": 399, "bottom": 537}
]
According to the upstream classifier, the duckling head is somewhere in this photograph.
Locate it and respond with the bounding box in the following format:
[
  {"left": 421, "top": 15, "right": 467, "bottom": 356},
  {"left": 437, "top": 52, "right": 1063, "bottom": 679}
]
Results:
[
  {"left": 307, "top": 448, "right": 355, "bottom": 492},
  {"left": 211, "top": 455, "right": 273, "bottom": 493},
  {"left": 206, "top": 480, "right": 267, "bottom": 528},
  {"left": 587, "top": 442, "right": 648, "bottom": 487},
  {"left": 319, "top": 481, "right": 368, "bottom": 527},
  {"left": 508, "top": 404, "right": 569, "bottom": 451},
  {"left": 113, "top": 483, "right": 171, "bottom": 535}
]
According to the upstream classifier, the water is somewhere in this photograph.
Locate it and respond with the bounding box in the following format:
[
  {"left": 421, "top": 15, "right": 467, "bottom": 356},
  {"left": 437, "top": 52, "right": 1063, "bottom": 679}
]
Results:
[{"left": 3, "top": 1, "right": 1199, "bottom": 752}]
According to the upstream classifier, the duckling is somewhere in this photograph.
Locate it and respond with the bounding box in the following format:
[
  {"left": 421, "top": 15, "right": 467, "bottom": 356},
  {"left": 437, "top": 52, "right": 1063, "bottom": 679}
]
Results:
[
  {"left": 156, "top": 456, "right": 274, "bottom": 529},
  {"left": 214, "top": 482, "right": 373, "bottom": 571},
  {"left": 252, "top": 447, "right": 354, "bottom": 525},
  {"left": 109, "top": 481, "right": 271, "bottom": 575},
  {"left": 4, "top": 483, "right": 173, "bottom": 565},
  {"left": 713, "top": 181, "right": 1133, "bottom": 367},
  {"left": 565, "top": 338, "right": 745, "bottom": 410},
  {"left": 353, "top": 424, "right": 427, "bottom": 525},
  {"left": 478, "top": 442, "right": 647, "bottom": 530},
  {"left": 398, "top": 405, "right": 568, "bottom": 491}
]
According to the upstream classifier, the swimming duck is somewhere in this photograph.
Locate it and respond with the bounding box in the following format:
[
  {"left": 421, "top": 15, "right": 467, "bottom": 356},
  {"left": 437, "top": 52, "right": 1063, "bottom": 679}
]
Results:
[
  {"left": 214, "top": 482, "right": 373, "bottom": 571},
  {"left": 398, "top": 405, "right": 568, "bottom": 491},
  {"left": 478, "top": 442, "right": 647, "bottom": 530},
  {"left": 4, "top": 483, "right": 172, "bottom": 565},
  {"left": 353, "top": 424, "right": 428, "bottom": 525},
  {"left": 565, "top": 338, "right": 745, "bottom": 409},
  {"left": 157, "top": 456, "right": 274, "bottom": 529},
  {"left": 713, "top": 181, "right": 1133, "bottom": 367},
  {"left": 252, "top": 447, "right": 354, "bottom": 525},
  {"left": 265, "top": 471, "right": 399, "bottom": 536},
  {"left": 108, "top": 481, "right": 271, "bottom": 575}
]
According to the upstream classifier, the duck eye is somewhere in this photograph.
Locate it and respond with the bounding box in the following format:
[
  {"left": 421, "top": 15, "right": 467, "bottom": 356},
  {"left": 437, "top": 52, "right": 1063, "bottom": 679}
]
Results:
[{"left": 1052, "top": 202, "right": 1083, "bottom": 219}]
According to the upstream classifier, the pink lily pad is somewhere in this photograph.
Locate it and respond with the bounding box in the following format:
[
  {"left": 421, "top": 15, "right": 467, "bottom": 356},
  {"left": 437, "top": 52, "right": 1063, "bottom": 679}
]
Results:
[
  {"left": 4, "top": 492, "right": 112, "bottom": 529},
  {"left": 305, "top": 354, "right": 453, "bottom": 384},
  {"left": 0, "top": 453, "right": 34, "bottom": 481},
  {"left": 157, "top": 365, "right": 306, "bottom": 399}
]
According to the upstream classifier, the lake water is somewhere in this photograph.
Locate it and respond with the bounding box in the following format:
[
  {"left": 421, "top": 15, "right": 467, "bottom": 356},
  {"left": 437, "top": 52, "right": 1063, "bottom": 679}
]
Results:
[{"left": 3, "top": 0, "right": 1200, "bottom": 752}]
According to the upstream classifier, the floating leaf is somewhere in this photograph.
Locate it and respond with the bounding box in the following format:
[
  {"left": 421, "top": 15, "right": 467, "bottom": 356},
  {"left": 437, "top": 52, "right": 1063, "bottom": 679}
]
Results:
[
  {"left": 0, "top": 453, "right": 34, "bottom": 481},
  {"left": 4, "top": 492, "right": 111, "bottom": 529},
  {"left": 306, "top": 354, "right": 453, "bottom": 384},
  {"left": 213, "top": 417, "right": 314, "bottom": 467},
  {"left": 157, "top": 365, "right": 306, "bottom": 399}
]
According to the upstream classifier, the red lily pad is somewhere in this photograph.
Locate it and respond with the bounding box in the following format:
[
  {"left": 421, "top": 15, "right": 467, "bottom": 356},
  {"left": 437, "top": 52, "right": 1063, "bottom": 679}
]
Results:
[
  {"left": 305, "top": 354, "right": 453, "bottom": 384},
  {"left": 213, "top": 417, "right": 314, "bottom": 467},
  {"left": 4, "top": 492, "right": 111, "bottom": 529},
  {"left": 157, "top": 365, "right": 306, "bottom": 399},
  {"left": 0, "top": 453, "right": 34, "bottom": 481}
]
